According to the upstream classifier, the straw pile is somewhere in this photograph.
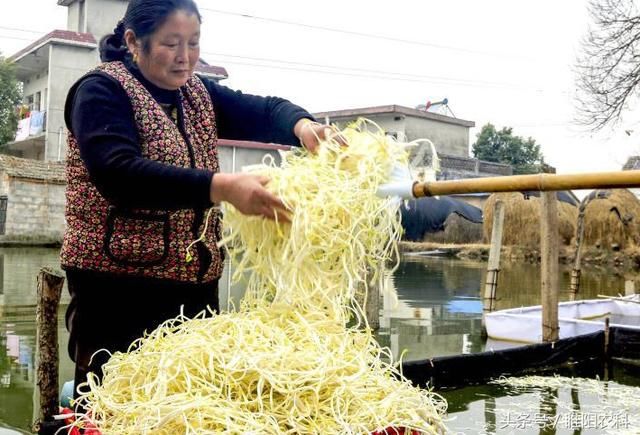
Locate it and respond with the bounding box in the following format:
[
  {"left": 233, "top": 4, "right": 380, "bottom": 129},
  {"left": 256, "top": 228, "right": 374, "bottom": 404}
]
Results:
[
  {"left": 483, "top": 193, "right": 578, "bottom": 247},
  {"left": 582, "top": 189, "right": 640, "bottom": 249}
]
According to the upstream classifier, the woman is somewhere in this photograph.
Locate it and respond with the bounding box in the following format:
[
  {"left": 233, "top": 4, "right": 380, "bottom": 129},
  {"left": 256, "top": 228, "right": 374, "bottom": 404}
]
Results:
[{"left": 61, "top": 0, "right": 328, "bottom": 394}]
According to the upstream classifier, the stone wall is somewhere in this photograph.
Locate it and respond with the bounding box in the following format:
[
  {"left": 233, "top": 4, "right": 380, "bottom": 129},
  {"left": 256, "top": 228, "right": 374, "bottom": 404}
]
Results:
[{"left": 2, "top": 178, "right": 65, "bottom": 242}]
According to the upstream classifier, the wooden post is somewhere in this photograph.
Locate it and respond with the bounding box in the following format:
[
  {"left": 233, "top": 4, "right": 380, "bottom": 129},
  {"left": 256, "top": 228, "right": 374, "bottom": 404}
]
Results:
[
  {"left": 625, "top": 280, "right": 637, "bottom": 296},
  {"left": 570, "top": 192, "right": 593, "bottom": 300},
  {"left": 365, "top": 281, "right": 380, "bottom": 330},
  {"left": 34, "top": 267, "right": 65, "bottom": 434},
  {"left": 604, "top": 317, "right": 611, "bottom": 381},
  {"left": 541, "top": 192, "right": 559, "bottom": 342},
  {"left": 482, "top": 200, "right": 505, "bottom": 336},
  {"left": 355, "top": 270, "right": 380, "bottom": 330}
]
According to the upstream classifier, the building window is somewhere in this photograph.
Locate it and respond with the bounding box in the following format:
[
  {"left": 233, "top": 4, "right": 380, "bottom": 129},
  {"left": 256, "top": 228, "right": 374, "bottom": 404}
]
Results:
[
  {"left": 35, "top": 92, "right": 41, "bottom": 111},
  {"left": 0, "top": 196, "right": 8, "bottom": 235},
  {"left": 26, "top": 95, "right": 34, "bottom": 111}
]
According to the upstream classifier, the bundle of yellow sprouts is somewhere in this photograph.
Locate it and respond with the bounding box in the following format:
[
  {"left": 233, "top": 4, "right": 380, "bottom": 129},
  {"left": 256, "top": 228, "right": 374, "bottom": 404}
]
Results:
[
  {"left": 71, "top": 120, "right": 447, "bottom": 434},
  {"left": 224, "top": 120, "right": 406, "bottom": 324}
]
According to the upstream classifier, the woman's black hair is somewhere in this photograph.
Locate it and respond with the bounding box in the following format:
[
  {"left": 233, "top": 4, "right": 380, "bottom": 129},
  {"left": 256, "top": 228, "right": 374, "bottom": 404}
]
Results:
[{"left": 99, "top": 0, "right": 202, "bottom": 62}]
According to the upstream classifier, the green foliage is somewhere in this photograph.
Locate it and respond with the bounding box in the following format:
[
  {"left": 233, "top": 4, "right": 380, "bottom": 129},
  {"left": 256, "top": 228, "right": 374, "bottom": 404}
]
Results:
[
  {"left": 0, "top": 53, "right": 22, "bottom": 146},
  {"left": 472, "top": 123, "right": 545, "bottom": 174}
]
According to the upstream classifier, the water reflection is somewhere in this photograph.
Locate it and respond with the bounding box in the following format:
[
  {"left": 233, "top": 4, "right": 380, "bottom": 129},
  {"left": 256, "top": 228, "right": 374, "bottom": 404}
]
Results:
[
  {"left": 378, "top": 257, "right": 486, "bottom": 361},
  {"left": 441, "top": 372, "right": 640, "bottom": 434},
  {"left": 0, "top": 248, "right": 72, "bottom": 432},
  {"left": 377, "top": 255, "right": 629, "bottom": 362}
]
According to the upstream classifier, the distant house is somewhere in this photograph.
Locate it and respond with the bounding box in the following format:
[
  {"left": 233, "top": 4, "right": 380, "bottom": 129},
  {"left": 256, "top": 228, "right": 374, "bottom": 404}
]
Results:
[
  {"left": 313, "top": 104, "right": 511, "bottom": 176},
  {"left": 315, "top": 104, "right": 475, "bottom": 158},
  {"left": 7, "top": 0, "right": 228, "bottom": 162},
  {"left": 314, "top": 105, "right": 512, "bottom": 208}
]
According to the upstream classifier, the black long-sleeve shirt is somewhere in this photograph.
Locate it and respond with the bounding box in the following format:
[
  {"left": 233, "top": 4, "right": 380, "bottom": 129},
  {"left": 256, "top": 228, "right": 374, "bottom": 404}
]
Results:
[{"left": 64, "top": 63, "right": 312, "bottom": 210}]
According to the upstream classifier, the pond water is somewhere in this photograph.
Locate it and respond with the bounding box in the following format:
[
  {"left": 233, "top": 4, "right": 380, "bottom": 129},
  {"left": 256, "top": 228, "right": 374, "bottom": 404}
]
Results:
[{"left": 0, "top": 248, "right": 638, "bottom": 433}]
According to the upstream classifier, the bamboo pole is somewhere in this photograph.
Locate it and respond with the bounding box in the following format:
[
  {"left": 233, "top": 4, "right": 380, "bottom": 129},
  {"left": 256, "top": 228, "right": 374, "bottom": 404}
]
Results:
[
  {"left": 481, "top": 200, "right": 504, "bottom": 337},
  {"left": 34, "top": 267, "right": 65, "bottom": 435},
  {"left": 541, "top": 192, "right": 559, "bottom": 342},
  {"left": 413, "top": 169, "right": 640, "bottom": 197}
]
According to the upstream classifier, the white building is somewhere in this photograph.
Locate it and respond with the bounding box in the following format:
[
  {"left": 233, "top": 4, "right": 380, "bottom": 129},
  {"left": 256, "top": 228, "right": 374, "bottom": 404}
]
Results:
[{"left": 7, "top": 0, "right": 228, "bottom": 162}]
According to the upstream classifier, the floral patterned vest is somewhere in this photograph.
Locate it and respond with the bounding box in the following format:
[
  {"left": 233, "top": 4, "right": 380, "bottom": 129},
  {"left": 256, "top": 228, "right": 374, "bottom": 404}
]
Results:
[{"left": 61, "top": 61, "right": 223, "bottom": 283}]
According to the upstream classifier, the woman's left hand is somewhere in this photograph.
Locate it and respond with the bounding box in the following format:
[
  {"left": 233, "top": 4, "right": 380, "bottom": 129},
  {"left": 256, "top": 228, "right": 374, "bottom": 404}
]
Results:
[{"left": 294, "top": 119, "right": 345, "bottom": 153}]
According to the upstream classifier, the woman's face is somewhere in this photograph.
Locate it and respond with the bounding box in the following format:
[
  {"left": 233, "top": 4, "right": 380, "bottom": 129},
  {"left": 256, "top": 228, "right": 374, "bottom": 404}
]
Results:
[{"left": 129, "top": 10, "right": 201, "bottom": 90}]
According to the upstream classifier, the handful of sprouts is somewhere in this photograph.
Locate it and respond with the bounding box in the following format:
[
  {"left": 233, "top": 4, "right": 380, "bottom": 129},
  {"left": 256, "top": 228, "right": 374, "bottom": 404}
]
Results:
[{"left": 70, "top": 120, "right": 447, "bottom": 434}]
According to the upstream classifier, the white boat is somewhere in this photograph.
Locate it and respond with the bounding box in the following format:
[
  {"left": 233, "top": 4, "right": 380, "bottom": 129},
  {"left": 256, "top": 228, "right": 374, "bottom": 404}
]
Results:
[{"left": 485, "top": 294, "right": 640, "bottom": 344}]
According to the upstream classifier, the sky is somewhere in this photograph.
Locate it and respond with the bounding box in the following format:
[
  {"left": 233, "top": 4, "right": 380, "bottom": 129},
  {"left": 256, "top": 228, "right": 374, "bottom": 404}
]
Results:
[{"left": 1, "top": 0, "right": 639, "bottom": 177}]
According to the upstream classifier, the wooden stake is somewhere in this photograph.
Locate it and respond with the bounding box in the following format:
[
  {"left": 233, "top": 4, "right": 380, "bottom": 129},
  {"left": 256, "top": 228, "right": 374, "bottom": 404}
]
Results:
[
  {"left": 34, "top": 267, "right": 65, "bottom": 433},
  {"left": 482, "top": 200, "right": 505, "bottom": 336},
  {"left": 625, "top": 280, "right": 637, "bottom": 296},
  {"left": 541, "top": 192, "right": 559, "bottom": 342},
  {"left": 356, "top": 270, "right": 380, "bottom": 331},
  {"left": 365, "top": 281, "right": 380, "bottom": 330},
  {"left": 570, "top": 192, "right": 593, "bottom": 300}
]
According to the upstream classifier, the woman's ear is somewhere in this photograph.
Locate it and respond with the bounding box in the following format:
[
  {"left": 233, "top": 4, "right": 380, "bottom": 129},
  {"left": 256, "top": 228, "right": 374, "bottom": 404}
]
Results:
[{"left": 123, "top": 29, "right": 139, "bottom": 57}]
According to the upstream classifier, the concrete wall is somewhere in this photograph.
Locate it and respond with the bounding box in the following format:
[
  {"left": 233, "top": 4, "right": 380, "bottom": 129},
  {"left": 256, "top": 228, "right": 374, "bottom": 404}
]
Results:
[
  {"left": 217, "top": 144, "right": 286, "bottom": 173},
  {"left": 22, "top": 70, "right": 49, "bottom": 112},
  {"left": 86, "top": 0, "right": 128, "bottom": 42},
  {"left": 46, "top": 44, "right": 99, "bottom": 161},
  {"left": 66, "top": 0, "right": 84, "bottom": 32},
  {"left": 321, "top": 113, "right": 471, "bottom": 157},
  {"left": 404, "top": 116, "right": 470, "bottom": 157},
  {"left": 3, "top": 179, "right": 66, "bottom": 239},
  {"left": 322, "top": 114, "right": 407, "bottom": 141}
]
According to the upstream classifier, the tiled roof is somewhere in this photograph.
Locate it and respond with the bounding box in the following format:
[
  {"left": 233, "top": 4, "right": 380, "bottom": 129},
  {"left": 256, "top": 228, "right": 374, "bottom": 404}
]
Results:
[
  {"left": 195, "top": 61, "right": 228, "bottom": 79},
  {"left": 0, "top": 155, "right": 65, "bottom": 183},
  {"left": 9, "top": 29, "right": 97, "bottom": 62},
  {"left": 623, "top": 156, "right": 640, "bottom": 170}
]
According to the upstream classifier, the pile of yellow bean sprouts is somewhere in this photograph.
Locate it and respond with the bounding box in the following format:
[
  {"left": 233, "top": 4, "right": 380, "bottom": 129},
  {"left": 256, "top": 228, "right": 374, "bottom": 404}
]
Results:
[{"left": 71, "top": 120, "right": 447, "bottom": 434}]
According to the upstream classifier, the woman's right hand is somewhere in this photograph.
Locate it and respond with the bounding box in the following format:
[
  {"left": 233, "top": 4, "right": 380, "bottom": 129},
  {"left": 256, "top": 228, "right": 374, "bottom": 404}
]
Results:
[{"left": 211, "top": 173, "right": 290, "bottom": 221}]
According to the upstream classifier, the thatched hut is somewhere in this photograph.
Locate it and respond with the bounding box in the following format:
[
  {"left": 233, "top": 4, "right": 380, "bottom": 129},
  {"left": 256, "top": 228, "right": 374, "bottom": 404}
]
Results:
[
  {"left": 581, "top": 189, "right": 640, "bottom": 249},
  {"left": 483, "top": 192, "right": 578, "bottom": 247}
]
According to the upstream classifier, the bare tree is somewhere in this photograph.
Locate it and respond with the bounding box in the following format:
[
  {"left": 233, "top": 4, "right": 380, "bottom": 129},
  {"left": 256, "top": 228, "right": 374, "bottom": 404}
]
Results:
[{"left": 576, "top": 0, "right": 640, "bottom": 131}]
